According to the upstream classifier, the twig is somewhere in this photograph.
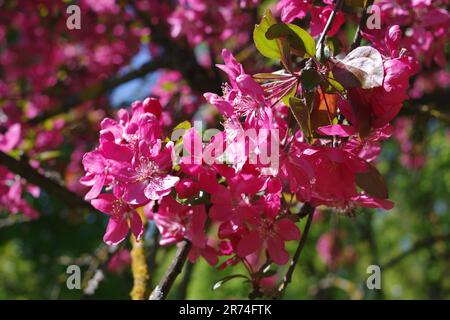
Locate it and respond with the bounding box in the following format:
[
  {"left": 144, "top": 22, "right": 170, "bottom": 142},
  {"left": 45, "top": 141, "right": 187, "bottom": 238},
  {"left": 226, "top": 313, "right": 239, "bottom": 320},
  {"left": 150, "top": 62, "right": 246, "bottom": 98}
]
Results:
[
  {"left": 381, "top": 233, "right": 450, "bottom": 270},
  {"left": 0, "top": 150, "right": 97, "bottom": 213},
  {"left": 149, "top": 240, "right": 192, "bottom": 300},
  {"left": 350, "top": 0, "right": 375, "bottom": 50},
  {"left": 81, "top": 244, "right": 121, "bottom": 298},
  {"left": 278, "top": 203, "right": 315, "bottom": 294},
  {"left": 175, "top": 261, "right": 195, "bottom": 300},
  {"left": 316, "top": 0, "right": 344, "bottom": 50}
]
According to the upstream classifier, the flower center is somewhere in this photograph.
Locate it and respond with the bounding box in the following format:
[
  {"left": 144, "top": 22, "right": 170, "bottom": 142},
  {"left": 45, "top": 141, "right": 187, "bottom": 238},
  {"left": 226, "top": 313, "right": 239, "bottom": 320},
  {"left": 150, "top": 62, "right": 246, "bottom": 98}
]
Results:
[
  {"left": 136, "top": 157, "right": 159, "bottom": 182},
  {"left": 111, "top": 199, "right": 130, "bottom": 219},
  {"left": 258, "top": 218, "right": 277, "bottom": 239}
]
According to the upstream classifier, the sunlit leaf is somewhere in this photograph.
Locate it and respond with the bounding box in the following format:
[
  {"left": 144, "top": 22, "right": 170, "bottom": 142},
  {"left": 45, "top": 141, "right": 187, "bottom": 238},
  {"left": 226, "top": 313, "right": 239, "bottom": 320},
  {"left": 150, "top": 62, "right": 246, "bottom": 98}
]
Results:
[
  {"left": 253, "top": 9, "right": 282, "bottom": 60},
  {"left": 266, "top": 22, "right": 316, "bottom": 58},
  {"left": 331, "top": 46, "right": 384, "bottom": 89}
]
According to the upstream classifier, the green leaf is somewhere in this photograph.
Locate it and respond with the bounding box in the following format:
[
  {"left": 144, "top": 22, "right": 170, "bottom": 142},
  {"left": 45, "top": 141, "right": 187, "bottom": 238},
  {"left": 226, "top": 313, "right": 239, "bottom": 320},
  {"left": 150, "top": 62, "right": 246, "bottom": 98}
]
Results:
[
  {"left": 37, "top": 150, "right": 61, "bottom": 161},
  {"left": 173, "top": 120, "right": 191, "bottom": 131},
  {"left": 253, "top": 9, "right": 282, "bottom": 60},
  {"left": 289, "top": 97, "right": 312, "bottom": 140},
  {"left": 253, "top": 70, "right": 293, "bottom": 82},
  {"left": 300, "top": 68, "right": 322, "bottom": 90},
  {"left": 266, "top": 23, "right": 316, "bottom": 58},
  {"left": 281, "top": 82, "right": 298, "bottom": 106},
  {"left": 325, "top": 72, "right": 345, "bottom": 94},
  {"left": 331, "top": 46, "right": 384, "bottom": 89},
  {"left": 356, "top": 163, "right": 389, "bottom": 199}
]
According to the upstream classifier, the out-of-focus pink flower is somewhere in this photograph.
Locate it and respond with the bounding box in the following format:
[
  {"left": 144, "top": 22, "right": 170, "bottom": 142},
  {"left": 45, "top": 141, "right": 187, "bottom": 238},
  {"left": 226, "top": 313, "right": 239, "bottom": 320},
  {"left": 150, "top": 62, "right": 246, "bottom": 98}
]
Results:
[{"left": 107, "top": 249, "right": 131, "bottom": 274}]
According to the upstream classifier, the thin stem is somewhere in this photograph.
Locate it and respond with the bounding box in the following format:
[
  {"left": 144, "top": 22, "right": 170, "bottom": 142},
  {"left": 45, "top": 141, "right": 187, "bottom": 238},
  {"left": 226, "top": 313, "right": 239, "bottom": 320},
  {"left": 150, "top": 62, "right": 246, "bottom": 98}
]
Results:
[
  {"left": 351, "top": 0, "right": 375, "bottom": 50},
  {"left": 316, "top": 0, "right": 344, "bottom": 51},
  {"left": 278, "top": 203, "right": 315, "bottom": 294},
  {"left": 149, "top": 240, "right": 192, "bottom": 300}
]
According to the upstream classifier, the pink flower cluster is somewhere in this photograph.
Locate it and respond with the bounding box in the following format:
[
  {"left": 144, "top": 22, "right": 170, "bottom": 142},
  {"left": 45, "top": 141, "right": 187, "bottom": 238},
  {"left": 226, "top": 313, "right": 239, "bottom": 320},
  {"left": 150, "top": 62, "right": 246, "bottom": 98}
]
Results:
[
  {"left": 0, "top": 124, "right": 39, "bottom": 219},
  {"left": 0, "top": 1, "right": 147, "bottom": 216},
  {"left": 277, "top": 0, "right": 345, "bottom": 37},
  {"left": 363, "top": 0, "right": 450, "bottom": 99},
  {"left": 168, "top": 0, "right": 257, "bottom": 46},
  {"left": 82, "top": 21, "right": 417, "bottom": 268}
]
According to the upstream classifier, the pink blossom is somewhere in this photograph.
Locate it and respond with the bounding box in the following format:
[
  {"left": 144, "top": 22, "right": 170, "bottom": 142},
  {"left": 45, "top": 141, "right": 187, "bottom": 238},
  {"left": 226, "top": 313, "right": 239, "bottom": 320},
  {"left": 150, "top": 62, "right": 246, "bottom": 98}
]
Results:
[
  {"left": 113, "top": 140, "right": 179, "bottom": 205},
  {"left": 91, "top": 192, "right": 143, "bottom": 245},
  {"left": 107, "top": 249, "right": 131, "bottom": 274},
  {"left": 153, "top": 196, "right": 207, "bottom": 249},
  {"left": 237, "top": 203, "right": 301, "bottom": 265}
]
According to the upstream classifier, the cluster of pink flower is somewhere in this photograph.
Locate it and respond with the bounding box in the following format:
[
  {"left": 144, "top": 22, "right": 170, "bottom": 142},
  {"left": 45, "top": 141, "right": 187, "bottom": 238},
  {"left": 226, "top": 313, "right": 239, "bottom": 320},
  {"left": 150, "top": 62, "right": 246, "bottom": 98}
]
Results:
[
  {"left": 0, "top": 1, "right": 146, "bottom": 216},
  {"left": 82, "top": 17, "right": 419, "bottom": 271},
  {"left": 362, "top": 0, "right": 449, "bottom": 170},
  {"left": 168, "top": 0, "right": 259, "bottom": 46},
  {"left": 367, "top": 0, "right": 449, "bottom": 69},
  {"left": 1, "top": 1, "right": 446, "bottom": 284},
  {"left": 0, "top": 124, "right": 39, "bottom": 219},
  {"left": 277, "top": 0, "right": 345, "bottom": 37}
]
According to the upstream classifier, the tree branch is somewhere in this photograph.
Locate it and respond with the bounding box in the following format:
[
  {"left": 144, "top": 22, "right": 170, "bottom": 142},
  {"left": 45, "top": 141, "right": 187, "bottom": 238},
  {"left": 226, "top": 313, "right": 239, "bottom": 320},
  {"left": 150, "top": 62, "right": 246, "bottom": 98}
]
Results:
[
  {"left": 131, "top": 4, "right": 222, "bottom": 95},
  {"left": 278, "top": 203, "right": 315, "bottom": 294},
  {"left": 351, "top": 0, "right": 375, "bottom": 50},
  {"left": 381, "top": 233, "right": 450, "bottom": 270},
  {"left": 130, "top": 237, "right": 149, "bottom": 300},
  {"left": 149, "top": 240, "right": 192, "bottom": 300},
  {"left": 0, "top": 150, "right": 97, "bottom": 212},
  {"left": 28, "top": 56, "right": 171, "bottom": 125}
]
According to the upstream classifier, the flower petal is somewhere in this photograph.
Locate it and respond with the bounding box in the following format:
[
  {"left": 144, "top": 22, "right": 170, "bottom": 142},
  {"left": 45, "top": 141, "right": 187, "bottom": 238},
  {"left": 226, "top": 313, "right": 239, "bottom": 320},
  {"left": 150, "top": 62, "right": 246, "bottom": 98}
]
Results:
[
  {"left": 237, "top": 230, "right": 263, "bottom": 258},
  {"left": 91, "top": 193, "right": 116, "bottom": 214},
  {"left": 130, "top": 212, "right": 144, "bottom": 241},
  {"left": 267, "top": 237, "right": 290, "bottom": 265},
  {"left": 103, "top": 217, "right": 129, "bottom": 245},
  {"left": 276, "top": 218, "right": 301, "bottom": 241}
]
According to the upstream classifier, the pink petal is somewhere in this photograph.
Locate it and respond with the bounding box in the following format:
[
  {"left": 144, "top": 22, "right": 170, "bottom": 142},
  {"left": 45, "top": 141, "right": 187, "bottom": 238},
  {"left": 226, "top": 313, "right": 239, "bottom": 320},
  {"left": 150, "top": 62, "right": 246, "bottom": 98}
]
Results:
[
  {"left": 103, "top": 218, "right": 129, "bottom": 245},
  {"left": 130, "top": 212, "right": 144, "bottom": 241},
  {"left": 123, "top": 182, "right": 149, "bottom": 205},
  {"left": 82, "top": 151, "right": 105, "bottom": 174},
  {"left": 276, "top": 218, "right": 301, "bottom": 241},
  {"left": 317, "top": 125, "right": 356, "bottom": 137},
  {"left": 237, "top": 230, "right": 263, "bottom": 258},
  {"left": 267, "top": 237, "right": 290, "bottom": 265},
  {"left": 144, "top": 175, "right": 179, "bottom": 200},
  {"left": 209, "top": 204, "right": 233, "bottom": 221},
  {"left": 84, "top": 174, "right": 106, "bottom": 200},
  {"left": 187, "top": 205, "right": 207, "bottom": 248},
  {"left": 91, "top": 193, "right": 116, "bottom": 214},
  {"left": 1, "top": 123, "right": 21, "bottom": 152},
  {"left": 101, "top": 141, "right": 133, "bottom": 162}
]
